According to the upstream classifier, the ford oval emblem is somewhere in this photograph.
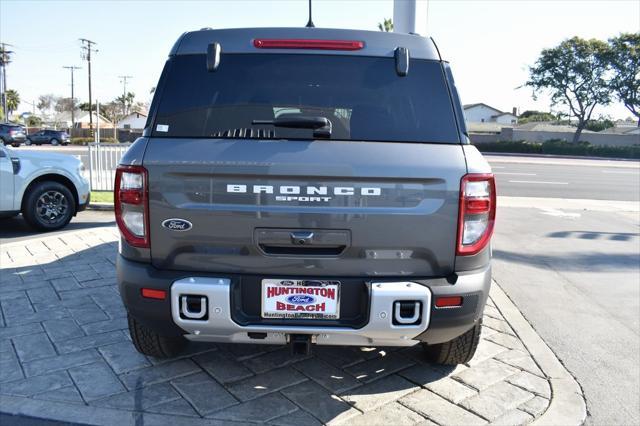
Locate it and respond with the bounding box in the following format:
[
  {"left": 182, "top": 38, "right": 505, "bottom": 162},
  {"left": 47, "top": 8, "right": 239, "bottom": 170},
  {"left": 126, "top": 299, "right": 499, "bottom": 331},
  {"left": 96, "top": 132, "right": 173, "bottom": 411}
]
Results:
[
  {"left": 162, "top": 218, "right": 193, "bottom": 232},
  {"left": 286, "top": 295, "right": 315, "bottom": 305}
]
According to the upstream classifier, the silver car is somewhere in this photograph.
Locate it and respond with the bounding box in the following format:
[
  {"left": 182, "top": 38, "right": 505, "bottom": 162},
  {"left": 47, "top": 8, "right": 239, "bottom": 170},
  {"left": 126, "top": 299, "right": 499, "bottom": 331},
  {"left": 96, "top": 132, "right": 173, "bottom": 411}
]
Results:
[{"left": 0, "top": 144, "right": 90, "bottom": 230}]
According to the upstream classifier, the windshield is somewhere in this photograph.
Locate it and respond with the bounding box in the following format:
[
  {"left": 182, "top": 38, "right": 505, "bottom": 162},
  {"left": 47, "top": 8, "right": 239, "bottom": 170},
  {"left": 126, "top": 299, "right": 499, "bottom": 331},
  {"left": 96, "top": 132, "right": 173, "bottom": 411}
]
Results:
[{"left": 151, "top": 54, "right": 460, "bottom": 143}]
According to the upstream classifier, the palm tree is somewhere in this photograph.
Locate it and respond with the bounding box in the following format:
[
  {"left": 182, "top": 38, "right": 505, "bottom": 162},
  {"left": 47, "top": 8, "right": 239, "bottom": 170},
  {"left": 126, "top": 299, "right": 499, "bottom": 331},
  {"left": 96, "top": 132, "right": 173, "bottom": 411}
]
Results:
[
  {"left": 378, "top": 18, "right": 393, "bottom": 32},
  {"left": 6, "top": 89, "right": 20, "bottom": 117}
]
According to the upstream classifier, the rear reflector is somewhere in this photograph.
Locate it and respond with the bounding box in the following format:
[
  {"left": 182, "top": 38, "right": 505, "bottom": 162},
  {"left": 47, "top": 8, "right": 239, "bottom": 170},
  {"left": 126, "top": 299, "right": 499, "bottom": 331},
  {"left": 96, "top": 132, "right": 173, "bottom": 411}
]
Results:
[
  {"left": 141, "top": 288, "right": 166, "bottom": 300},
  {"left": 435, "top": 296, "right": 463, "bottom": 308},
  {"left": 253, "top": 39, "right": 364, "bottom": 50}
]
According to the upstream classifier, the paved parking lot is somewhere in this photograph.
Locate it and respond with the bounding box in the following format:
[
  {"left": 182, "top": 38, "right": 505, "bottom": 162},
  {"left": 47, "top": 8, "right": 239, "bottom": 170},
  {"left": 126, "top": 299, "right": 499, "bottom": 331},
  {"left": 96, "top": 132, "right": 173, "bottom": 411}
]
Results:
[{"left": 0, "top": 227, "right": 582, "bottom": 425}]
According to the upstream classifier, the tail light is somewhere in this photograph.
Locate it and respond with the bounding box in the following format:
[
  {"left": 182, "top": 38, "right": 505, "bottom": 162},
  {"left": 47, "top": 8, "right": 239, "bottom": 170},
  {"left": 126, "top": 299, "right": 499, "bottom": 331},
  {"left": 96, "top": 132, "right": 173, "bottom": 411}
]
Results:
[
  {"left": 253, "top": 39, "right": 364, "bottom": 50},
  {"left": 457, "top": 174, "right": 496, "bottom": 256},
  {"left": 115, "top": 165, "right": 149, "bottom": 248}
]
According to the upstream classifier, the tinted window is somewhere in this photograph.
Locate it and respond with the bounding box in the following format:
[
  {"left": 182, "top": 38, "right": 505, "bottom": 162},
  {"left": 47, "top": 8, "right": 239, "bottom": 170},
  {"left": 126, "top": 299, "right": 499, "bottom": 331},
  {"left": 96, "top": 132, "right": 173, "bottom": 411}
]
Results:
[{"left": 152, "top": 54, "right": 459, "bottom": 143}]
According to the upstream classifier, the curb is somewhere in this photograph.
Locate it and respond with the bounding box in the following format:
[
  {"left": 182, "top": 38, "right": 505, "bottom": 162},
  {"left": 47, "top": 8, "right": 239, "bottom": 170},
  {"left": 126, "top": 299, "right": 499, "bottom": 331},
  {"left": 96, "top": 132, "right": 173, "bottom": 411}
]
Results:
[
  {"left": 480, "top": 151, "right": 639, "bottom": 162},
  {"left": 490, "top": 282, "right": 587, "bottom": 426},
  {"left": 88, "top": 203, "right": 114, "bottom": 211}
]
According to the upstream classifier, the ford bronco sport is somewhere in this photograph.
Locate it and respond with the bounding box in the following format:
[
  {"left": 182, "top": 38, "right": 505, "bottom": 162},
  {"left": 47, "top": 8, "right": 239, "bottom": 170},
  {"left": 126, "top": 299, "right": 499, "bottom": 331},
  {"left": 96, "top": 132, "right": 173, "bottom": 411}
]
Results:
[{"left": 116, "top": 28, "right": 496, "bottom": 365}]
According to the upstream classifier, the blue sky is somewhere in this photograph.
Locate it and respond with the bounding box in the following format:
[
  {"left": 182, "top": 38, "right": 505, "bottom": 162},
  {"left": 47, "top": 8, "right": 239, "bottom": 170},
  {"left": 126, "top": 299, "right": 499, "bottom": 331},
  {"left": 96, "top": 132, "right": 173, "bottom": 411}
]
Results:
[{"left": 1, "top": 0, "right": 639, "bottom": 119}]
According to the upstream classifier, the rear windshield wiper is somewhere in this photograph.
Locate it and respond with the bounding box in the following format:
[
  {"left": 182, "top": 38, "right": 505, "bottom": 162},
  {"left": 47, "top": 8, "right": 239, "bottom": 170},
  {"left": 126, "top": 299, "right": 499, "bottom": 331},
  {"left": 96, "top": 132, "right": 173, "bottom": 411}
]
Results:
[{"left": 252, "top": 116, "right": 332, "bottom": 139}]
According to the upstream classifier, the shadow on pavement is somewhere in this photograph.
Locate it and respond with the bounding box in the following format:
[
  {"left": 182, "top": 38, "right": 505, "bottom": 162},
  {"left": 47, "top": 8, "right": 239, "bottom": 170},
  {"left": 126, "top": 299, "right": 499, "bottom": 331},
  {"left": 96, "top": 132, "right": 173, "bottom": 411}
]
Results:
[
  {"left": 0, "top": 216, "right": 114, "bottom": 239},
  {"left": 546, "top": 230, "right": 639, "bottom": 241},
  {"left": 493, "top": 249, "right": 639, "bottom": 271},
  {"left": 1, "top": 240, "right": 452, "bottom": 424}
]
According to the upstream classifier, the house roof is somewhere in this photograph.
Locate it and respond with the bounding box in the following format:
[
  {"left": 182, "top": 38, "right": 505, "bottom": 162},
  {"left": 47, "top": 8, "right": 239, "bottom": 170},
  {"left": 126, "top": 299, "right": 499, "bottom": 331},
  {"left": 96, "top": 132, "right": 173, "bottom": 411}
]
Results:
[
  {"left": 491, "top": 112, "right": 517, "bottom": 118},
  {"left": 53, "top": 110, "right": 112, "bottom": 124},
  {"left": 463, "top": 103, "right": 503, "bottom": 114},
  {"left": 515, "top": 122, "right": 594, "bottom": 133},
  {"left": 122, "top": 111, "right": 148, "bottom": 118},
  {"left": 467, "top": 122, "right": 512, "bottom": 133}
]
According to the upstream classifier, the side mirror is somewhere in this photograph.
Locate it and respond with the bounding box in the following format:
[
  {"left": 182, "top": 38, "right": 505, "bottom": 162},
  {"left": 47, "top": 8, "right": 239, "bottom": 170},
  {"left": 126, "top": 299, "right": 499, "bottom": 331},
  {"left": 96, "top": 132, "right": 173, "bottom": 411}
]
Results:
[{"left": 207, "top": 42, "right": 221, "bottom": 72}]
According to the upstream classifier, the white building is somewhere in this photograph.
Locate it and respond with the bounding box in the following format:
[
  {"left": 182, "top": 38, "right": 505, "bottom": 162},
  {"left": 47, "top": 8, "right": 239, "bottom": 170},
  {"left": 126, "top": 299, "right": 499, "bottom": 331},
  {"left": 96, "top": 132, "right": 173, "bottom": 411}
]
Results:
[
  {"left": 463, "top": 103, "right": 518, "bottom": 125},
  {"left": 117, "top": 111, "right": 147, "bottom": 130},
  {"left": 51, "top": 110, "right": 114, "bottom": 129}
]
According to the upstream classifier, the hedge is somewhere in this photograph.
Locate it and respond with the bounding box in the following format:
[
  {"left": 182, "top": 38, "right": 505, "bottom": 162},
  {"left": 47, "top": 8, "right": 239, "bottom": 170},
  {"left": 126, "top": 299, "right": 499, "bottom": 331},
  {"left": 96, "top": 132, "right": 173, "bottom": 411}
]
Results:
[
  {"left": 474, "top": 139, "right": 640, "bottom": 159},
  {"left": 70, "top": 137, "right": 118, "bottom": 145}
]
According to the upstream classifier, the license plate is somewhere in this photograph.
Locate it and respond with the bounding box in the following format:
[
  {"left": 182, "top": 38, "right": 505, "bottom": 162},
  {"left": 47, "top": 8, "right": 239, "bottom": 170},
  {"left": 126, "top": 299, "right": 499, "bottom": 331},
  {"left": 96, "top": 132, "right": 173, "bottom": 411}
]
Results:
[{"left": 261, "top": 279, "right": 341, "bottom": 320}]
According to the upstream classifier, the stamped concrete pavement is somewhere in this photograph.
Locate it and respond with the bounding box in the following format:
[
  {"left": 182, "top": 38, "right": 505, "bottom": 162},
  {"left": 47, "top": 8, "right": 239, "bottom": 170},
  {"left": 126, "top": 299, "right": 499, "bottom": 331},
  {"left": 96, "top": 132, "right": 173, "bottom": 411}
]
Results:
[{"left": 0, "top": 227, "right": 584, "bottom": 425}]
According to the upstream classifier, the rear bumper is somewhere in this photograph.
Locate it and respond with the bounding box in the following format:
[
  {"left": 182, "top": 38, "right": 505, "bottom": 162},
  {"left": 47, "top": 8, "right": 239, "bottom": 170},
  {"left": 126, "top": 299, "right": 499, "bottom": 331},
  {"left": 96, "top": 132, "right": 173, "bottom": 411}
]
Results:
[{"left": 117, "top": 255, "right": 490, "bottom": 346}]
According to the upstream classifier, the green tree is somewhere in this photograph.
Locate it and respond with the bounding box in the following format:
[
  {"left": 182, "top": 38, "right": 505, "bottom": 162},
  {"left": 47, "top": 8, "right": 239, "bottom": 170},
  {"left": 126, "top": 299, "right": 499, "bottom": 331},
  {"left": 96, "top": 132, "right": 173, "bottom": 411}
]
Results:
[
  {"left": 584, "top": 117, "right": 614, "bottom": 132},
  {"left": 5, "top": 89, "right": 20, "bottom": 116},
  {"left": 518, "top": 110, "right": 559, "bottom": 123},
  {"left": 605, "top": 33, "right": 640, "bottom": 126},
  {"left": 525, "top": 37, "right": 611, "bottom": 143},
  {"left": 54, "top": 97, "right": 78, "bottom": 113},
  {"left": 378, "top": 18, "right": 393, "bottom": 32},
  {"left": 78, "top": 102, "right": 96, "bottom": 112},
  {"left": 116, "top": 92, "right": 136, "bottom": 115},
  {"left": 37, "top": 94, "right": 59, "bottom": 115},
  {"left": 100, "top": 100, "right": 122, "bottom": 124},
  {"left": 25, "top": 115, "right": 43, "bottom": 127}
]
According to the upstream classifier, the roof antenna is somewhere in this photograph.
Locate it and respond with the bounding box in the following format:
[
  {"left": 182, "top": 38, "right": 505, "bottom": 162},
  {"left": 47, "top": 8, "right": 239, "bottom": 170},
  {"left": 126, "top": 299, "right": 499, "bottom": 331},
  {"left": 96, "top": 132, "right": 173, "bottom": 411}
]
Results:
[{"left": 306, "top": 0, "right": 315, "bottom": 27}]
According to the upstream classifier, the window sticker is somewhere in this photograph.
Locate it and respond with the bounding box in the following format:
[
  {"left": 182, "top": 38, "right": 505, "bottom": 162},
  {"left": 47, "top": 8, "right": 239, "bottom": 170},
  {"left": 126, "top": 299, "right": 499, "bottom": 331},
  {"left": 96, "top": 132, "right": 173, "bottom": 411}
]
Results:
[{"left": 156, "top": 124, "right": 169, "bottom": 132}]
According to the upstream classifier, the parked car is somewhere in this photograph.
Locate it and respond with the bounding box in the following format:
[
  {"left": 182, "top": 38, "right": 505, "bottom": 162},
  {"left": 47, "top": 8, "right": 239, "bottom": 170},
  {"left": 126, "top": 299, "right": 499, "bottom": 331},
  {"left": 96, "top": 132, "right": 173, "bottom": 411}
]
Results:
[
  {"left": 116, "top": 28, "right": 495, "bottom": 365},
  {"left": 25, "top": 130, "right": 70, "bottom": 146},
  {"left": 0, "top": 123, "right": 27, "bottom": 147},
  {"left": 0, "top": 144, "right": 90, "bottom": 230}
]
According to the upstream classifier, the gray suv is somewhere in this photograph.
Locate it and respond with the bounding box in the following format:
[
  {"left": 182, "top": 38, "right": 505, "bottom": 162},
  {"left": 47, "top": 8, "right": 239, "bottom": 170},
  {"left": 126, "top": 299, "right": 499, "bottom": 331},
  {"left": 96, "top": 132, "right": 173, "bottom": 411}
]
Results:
[
  {"left": 0, "top": 123, "right": 27, "bottom": 147},
  {"left": 116, "top": 28, "right": 496, "bottom": 366}
]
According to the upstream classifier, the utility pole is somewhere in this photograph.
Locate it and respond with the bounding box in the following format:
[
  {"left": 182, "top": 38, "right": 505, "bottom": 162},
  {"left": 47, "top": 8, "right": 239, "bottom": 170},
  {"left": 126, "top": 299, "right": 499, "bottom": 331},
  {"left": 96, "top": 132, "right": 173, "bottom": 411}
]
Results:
[
  {"left": 118, "top": 75, "right": 132, "bottom": 115},
  {"left": 79, "top": 38, "right": 97, "bottom": 132},
  {"left": 63, "top": 66, "right": 81, "bottom": 133},
  {"left": 0, "top": 42, "right": 14, "bottom": 122},
  {"left": 393, "top": 0, "right": 428, "bottom": 35}
]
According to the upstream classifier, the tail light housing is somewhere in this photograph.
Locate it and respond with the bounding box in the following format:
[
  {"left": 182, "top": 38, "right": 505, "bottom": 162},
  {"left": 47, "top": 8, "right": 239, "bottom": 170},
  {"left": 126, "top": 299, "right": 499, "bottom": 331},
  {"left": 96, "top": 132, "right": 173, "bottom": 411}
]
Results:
[
  {"left": 457, "top": 174, "right": 496, "bottom": 256},
  {"left": 115, "top": 165, "right": 149, "bottom": 248}
]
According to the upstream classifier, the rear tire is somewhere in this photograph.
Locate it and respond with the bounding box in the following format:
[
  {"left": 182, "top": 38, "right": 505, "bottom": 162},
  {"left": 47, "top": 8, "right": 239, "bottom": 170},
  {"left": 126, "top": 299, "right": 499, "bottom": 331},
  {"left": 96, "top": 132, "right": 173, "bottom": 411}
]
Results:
[
  {"left": 22, "top": 181, "right": 75, "bottom": 231},
  {"left": 50, "top": 138, "right": 59, "bottom": 146},
  {"left": 25, "top": 138, "right": 32, "bottom": 146},
  {"left": 128, "top": 314, "right": 187, "bottom": 358},
  {"left": 422, "top": 319, "right": 482, "bottom": 365}
]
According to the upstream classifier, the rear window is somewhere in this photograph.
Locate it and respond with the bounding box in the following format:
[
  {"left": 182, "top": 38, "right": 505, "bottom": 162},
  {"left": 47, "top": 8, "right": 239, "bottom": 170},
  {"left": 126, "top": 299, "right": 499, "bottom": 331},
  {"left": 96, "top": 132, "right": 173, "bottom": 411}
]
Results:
[{"left": 151, "top": 54, "right": 460, "bottom": 143}]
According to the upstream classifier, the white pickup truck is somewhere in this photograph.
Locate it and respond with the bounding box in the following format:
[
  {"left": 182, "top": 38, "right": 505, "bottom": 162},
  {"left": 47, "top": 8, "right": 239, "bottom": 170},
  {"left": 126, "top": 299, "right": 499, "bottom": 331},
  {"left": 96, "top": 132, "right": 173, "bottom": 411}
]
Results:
[{"left": 0, "top": 144, "right": 90, "bottom": 231}]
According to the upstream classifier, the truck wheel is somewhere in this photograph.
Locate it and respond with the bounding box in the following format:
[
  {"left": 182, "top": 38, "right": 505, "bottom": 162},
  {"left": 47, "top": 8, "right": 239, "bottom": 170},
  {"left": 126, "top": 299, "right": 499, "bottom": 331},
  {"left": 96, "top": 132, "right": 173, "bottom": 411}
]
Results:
[
  {"left": 422, "top": 319, "right": 482, "bottom": 365},
  {"left": 22, "top": 181, "right": 75, "bottom": 231},
  {"left": 128, "top": 314, "right": 187, "bottom": 358}
]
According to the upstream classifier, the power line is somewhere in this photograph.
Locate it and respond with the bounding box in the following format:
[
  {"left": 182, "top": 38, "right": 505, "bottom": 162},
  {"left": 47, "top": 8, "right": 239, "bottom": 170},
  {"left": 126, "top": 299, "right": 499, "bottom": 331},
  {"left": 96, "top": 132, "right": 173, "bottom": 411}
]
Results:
[
  {"left": 63, "top": 66, "right": 81, "bottom": 131},
  {"left": 79, "top": 38, "right": 97, "bottom": 130},
  {"left": 0, "top": 42, "right": 15, "bottom": 121}
]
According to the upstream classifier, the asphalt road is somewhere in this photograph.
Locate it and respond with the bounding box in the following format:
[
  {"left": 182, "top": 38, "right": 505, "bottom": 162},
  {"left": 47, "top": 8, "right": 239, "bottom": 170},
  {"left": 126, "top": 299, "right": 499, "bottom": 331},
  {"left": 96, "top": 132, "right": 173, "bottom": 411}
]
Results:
[
  {"left": 1, "top": 147, "right": 639, "bottom": 424},
  {"left": 488, "top": 155, "right": 640, "bottom": 201}
]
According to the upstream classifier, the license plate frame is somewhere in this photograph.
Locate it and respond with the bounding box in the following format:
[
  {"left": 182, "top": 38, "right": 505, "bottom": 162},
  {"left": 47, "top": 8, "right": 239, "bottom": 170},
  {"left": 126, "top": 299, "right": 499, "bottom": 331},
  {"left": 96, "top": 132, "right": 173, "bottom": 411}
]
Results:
[{"left": 261, "top": 279, "right": 341, "bottom": 320}]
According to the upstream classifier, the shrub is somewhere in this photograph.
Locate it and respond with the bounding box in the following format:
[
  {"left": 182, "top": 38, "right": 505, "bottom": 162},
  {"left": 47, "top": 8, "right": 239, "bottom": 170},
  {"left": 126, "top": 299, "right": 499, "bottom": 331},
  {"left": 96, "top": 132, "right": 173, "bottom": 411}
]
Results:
[{"left": 70, "top": 137, "right": 119, "bottom": 145}]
